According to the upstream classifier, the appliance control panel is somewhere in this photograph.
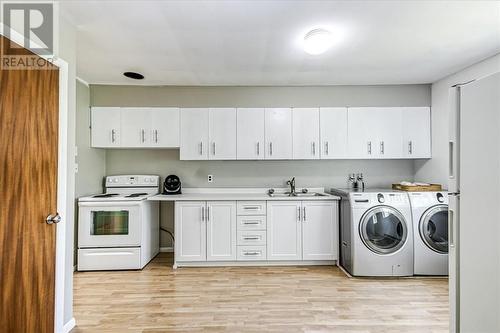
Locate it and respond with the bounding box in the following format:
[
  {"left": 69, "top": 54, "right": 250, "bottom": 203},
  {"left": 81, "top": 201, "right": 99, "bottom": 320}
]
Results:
[
  {"left": 351, "top": 192, "right": 408, "bottom": 207},
  {"left": 106, "top": 175, "right": 159, "bottom": 187}
]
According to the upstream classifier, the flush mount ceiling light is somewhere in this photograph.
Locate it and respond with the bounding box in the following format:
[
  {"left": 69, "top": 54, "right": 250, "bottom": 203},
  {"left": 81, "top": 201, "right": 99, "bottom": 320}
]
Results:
[
  {"left": 303, "top": 29, "right": 334, "bottom": 55},
  {"left": 123, "top": 71, "right": 144, "bottom": 80}
]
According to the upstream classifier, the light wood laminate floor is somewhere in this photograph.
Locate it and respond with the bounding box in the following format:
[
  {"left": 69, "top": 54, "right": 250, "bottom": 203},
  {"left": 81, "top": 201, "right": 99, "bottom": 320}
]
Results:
[{"left": 72, "top": 253, "right": 448, "bottom": 333}]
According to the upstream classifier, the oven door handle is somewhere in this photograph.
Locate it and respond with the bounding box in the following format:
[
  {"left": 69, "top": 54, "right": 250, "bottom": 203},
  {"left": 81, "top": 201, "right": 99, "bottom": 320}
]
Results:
[{"left": 78, "top": 201, "right": 142, "bottom": 207}]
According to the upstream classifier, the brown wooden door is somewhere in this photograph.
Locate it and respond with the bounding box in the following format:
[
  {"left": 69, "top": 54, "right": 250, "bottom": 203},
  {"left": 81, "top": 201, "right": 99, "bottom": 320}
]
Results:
[{"left": 0, "top": 35, "right": 59, "bottom": 332}]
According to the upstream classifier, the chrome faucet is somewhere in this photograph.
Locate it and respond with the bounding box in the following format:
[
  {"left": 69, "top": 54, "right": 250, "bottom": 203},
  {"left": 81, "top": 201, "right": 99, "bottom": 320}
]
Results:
[{"left": 287, "top": 177, "right": 297, "bottom": 196}]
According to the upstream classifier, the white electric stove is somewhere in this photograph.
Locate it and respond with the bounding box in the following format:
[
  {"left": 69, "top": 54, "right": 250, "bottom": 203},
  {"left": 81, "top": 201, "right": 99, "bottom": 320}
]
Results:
[{"left": 78, "top": 175, "right": 160, "bottom": 271}]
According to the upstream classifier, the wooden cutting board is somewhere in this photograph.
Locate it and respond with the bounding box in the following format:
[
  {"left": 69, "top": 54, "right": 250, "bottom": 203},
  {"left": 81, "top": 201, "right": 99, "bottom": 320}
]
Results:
[{"left": 392, "top": 184, "right": 443, "bottom": 192}]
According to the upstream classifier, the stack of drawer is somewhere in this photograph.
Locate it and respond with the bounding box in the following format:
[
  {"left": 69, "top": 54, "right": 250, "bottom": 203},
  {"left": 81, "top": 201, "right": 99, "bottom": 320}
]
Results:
[{"left": 236, "top": 201, "right": 267, "bottom": 261}]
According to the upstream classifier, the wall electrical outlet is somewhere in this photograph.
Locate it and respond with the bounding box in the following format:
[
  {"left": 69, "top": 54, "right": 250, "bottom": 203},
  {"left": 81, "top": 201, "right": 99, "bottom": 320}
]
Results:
[{"left": 207, "top": 175, "right": 214, "bottom": 183}]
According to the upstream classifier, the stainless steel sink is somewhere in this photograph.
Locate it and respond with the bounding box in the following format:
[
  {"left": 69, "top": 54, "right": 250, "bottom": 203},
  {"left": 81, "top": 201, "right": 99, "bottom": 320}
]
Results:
[
  {"left": 295, "top": 192, "right": 328, "bottom": 197},
  {"left": 267, "top": 192, "right": 328, "bottom": 198}
]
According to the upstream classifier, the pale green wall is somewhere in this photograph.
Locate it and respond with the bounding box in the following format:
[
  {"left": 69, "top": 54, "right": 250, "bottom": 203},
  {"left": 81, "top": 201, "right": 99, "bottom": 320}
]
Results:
[
  {"left": 75, "top": 80, "right": 106, "bottom": 197},
  {"left": 88, "top": 84, "right": 431, "bottom": 248},
  {"left": 90, "top": 84, "right": 430, "bottom": 107}
]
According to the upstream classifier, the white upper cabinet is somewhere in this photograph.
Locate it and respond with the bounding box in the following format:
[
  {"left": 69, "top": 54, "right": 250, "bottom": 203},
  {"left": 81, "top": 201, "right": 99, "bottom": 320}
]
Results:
[
  {"left": 208, "top": 108, "right": 237, "bottom": 160},
  {"left": 265, "top": 108, "right": 293, "bottom": 159},
  {"left": 377, "top": 107, "right": 403, "bottom": 158},
  {"left": 348, "top": 108, "right": 379, "bottom": 158},
  {"left": 292, "top": 108, "right": 320, "bottom": 160},
  {"left": 180, "top": 108, "right": 209, "bottom": 160},
  {"left": 92, "top": 107, "right": 179, "bottom": 148},
  {"left": 348, "top": 107, "right": 403, "bottom": 158},
  {"left": 320, "top": 107, "right": 348, "bottom": 159},
  {"left": 237, "top": 108, "right": 265, "bottom": 160},
  {"left": 121, "top": 108, "right": 151, "bottom": 147},
  {"left": 150, "top": 108, "right": 180, "bottom": 148},
  {"left": 401, "top": 107, "right": 431, "bottom": 158},
  {"left": 92, "top": 105, "right": 430, "bottom": 160},
  {"left": 91, "top": 107, "right": 121, "bottom": 148}
]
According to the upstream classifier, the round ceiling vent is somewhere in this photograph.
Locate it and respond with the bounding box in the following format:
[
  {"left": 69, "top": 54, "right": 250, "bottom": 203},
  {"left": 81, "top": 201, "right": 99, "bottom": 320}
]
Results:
[{"left": 123, "top": 71, "right": 145, "bottom": 80}]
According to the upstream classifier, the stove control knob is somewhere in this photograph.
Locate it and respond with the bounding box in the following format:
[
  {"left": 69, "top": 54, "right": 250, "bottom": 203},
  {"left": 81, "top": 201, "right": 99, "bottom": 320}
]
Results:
[
  {"left": 144, "top": 178, "right": 150, "bottom": 183},
  {"left": 377, "top": 193, "right": 385, "bottom": 203}
]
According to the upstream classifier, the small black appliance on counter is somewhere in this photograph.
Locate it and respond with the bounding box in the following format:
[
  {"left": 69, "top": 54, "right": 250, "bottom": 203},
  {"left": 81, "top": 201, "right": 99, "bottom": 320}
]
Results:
[{"left": 163, "top": 175, "right": 182, "bottom": 195}]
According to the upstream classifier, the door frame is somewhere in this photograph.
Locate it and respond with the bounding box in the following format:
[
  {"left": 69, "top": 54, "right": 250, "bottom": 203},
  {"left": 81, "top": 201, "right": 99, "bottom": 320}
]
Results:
[{"left": 0, "top": 25, "right": 70, "bottom": 333}]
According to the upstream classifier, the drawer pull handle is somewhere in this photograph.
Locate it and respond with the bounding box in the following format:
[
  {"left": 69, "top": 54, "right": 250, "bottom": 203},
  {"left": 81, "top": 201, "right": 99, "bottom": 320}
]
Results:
[
  {"left": 243, "top": 251, "right": 261, "bottom": 256},
  {"left": 85, "top": 251, "right": 134, "bottom": 256},
  {"left": 243, "top": 236, "right": 260, "bottom": 241},
  {"left": 243, "top": 221, "right": 260, "bottom": 225},
  {"left": 243, "top": 206, "right": 260, "bottom": 210}
]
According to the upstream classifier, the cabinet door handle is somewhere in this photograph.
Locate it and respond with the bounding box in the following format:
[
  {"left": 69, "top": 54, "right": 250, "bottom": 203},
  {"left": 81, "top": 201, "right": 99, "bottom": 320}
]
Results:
[
  {"left": 408, "top": 140, "right": 413, "bottom": 155},
  {"left": 199, "top": 142, "right": 203, "bottom": 155},
  {"left": 312, "top": 142, "right": 316, "bottom": 156},
  {"left": 141, "top": 129, "right": 146, "bottom": 143},
  {"left": 201, "top": 206, "right": 205, "bottom": 221},
  {"left": 257, "top": 142, "right": 260, "bottom": 156},
  {"left": 206, "top": 206, "right": 210, "bottom": 222},
  {"left": 269, "top": 142, "right": 273, "bottom": 156},
  {"left": 297, "top": 206, "right": 301, "bottom": 222},
  {"left": 325, "top": 141, "right": 329, "bottom": 155},
  {"left": 154, "top": 130, "right": 159, "bottom": 143},
  {"left": 303, "top": 207, "right": 307, "bottom": 222},
  {"left": 367, "top": 141, "right": 372, "bottom": 155},
  {"left": 111, "top": 129, "right": 116, "bottom": 143},
  {"left": 212, "top": 142, "right": 216, "bottom": 155},
  {"left": 380, "top": 141, "right": 385, "bottom": 155}
]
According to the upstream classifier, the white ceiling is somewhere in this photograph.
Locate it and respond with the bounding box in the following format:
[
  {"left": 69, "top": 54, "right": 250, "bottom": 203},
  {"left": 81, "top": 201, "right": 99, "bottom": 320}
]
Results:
[{"left": 61, "top": 0, "right": 500, "bottom": 86}]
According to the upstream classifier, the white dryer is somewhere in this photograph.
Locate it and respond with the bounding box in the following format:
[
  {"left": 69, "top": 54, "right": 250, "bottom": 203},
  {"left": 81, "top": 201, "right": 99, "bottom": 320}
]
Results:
[
  {"left": 408, "top": 192, "right": 448, "bottom": 275},
  {"left": 331, "top": 189, "right": 414, "bottom": 277}
]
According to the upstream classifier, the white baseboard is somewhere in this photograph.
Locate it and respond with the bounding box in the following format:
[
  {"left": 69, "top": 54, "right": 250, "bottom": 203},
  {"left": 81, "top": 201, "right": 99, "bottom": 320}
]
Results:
[
  {"left": 175, "top": 260, "right": 337, "bottom": 267},
  {"left": 63, "top": 317, "right": 76, "bottom": 333},
  {"left": 160, "top": 247, "right": 174, "bottom": 253}
]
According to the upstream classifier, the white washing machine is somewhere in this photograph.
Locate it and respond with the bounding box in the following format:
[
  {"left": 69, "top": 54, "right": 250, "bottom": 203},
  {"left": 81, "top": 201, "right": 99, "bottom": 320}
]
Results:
[
  {"left": 408, "top": 192, "right": 448, "bottom": 275},
  {"left": 331, "top": 188, "right": 414, "bottom": 277}
]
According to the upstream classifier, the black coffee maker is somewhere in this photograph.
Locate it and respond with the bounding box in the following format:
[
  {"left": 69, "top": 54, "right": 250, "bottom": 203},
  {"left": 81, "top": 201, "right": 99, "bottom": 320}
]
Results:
[{"left": 163, "top": 175, "right": 181, "bottom": 195}]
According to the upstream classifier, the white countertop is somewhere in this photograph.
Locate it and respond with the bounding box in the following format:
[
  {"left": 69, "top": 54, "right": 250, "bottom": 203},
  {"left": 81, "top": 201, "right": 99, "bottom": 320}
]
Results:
[{"left": 148, "top": 187, "right": 340, "bottom": 202}]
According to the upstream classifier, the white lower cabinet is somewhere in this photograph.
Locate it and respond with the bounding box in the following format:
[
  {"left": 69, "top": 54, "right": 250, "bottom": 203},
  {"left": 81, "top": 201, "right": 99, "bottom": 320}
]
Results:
[
  {"left": 206, "top": 201, "right": 237, "bottom": 261},
  {"left": 302, "top": 201, "right": 338, "bottom": 260},
  {"left": 266, "top": 201, "right": 303, "bottom": 261},
  {"left": 175, "top": 201, "right": 236, "bottom": 262},
  {"left": 175, "top": 200, "right": 338, "bottom": 265},
  {"left": 266, "top": 201, "right": 338, "bottom": 262},
  {"left": 175, "top": 201, "right": 207, "bottom": 262}
]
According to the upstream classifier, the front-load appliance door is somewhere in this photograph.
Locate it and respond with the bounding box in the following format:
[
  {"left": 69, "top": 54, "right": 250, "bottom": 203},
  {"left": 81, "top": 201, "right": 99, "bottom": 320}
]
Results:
[
  {"left": 419, "top": 205, "right": 448, "bottom": 254},
  {"left": 79, "top": 201, "right": 142, "bottom": 248},
  {"left": 359, "top": 206, "right": 408, "bottom": 255}
]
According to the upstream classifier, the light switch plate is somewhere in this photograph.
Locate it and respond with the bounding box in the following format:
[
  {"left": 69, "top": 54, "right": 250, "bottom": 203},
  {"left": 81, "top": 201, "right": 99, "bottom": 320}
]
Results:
[{"left": 207, "top": 175, "right": 213, "bottom": 183}]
